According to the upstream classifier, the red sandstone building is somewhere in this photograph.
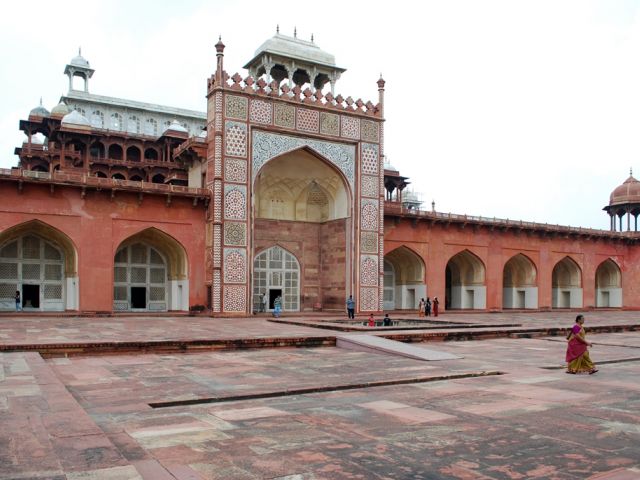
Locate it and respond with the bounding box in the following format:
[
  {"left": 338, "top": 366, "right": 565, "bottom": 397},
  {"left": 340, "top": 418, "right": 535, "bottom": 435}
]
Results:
[{"left": 1, "top": 34, "right": 639, "bottom": 314}]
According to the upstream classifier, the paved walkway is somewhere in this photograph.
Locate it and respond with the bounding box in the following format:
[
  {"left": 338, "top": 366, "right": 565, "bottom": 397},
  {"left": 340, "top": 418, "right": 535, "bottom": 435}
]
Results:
[{"left": 1, "top": 312, "right": 640, "bottom": 479}]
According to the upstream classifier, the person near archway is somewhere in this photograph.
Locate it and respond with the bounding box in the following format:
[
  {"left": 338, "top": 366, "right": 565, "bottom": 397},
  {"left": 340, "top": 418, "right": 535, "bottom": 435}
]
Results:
[
  {"left": 368, "top": 313, "right": 375, "bottom": 327},
  {"left": 260, "top": 293, "right": 267, "bottom": 313},
  {"left": 418, "top": 298, "right": 425, "bottom": 317},
  {"left": 566, "top": 314, "right": 598, "bottom": 374},
  {"left": 346, "top": 295, "right": 355, "bottom": 319},
  {"left": 433, "top": 297, "right": 439, "bottom": 317},
  {"left": 15, "top": 290, "right": 21, "bottom": 312},
  {"left": 273, "top": 295, "right": 282, "bottom": 318},
  {"left": 425, "top": 297, "right": 432, "bottom": 317}
]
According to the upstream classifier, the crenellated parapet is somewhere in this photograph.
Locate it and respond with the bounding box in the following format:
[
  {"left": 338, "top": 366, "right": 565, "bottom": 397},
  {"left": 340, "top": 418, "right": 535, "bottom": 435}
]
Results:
[{"left": 207, "top": 72, "right": 382, "bottom": 117}]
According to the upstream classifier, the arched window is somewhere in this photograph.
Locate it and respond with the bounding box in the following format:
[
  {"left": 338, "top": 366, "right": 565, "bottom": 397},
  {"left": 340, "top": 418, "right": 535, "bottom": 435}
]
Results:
[
  {"left": 108, "top": 144, "right": 123, "bottom": 160},
  {"left": 114, "top": 243, "right": 167, "bottom": 311},
  {"left": 111, "top": 113, "right": 123, "bottom": 131},
  {"left": 144, "top": 148, "right": 158, "bottom": 161},
  {"left": 74, "top": 106, "right": 86, "bottom": 116},
  {"left": 127, "top": 116, "right": 140, "bottom": 134},
  {"left": 253, "top": 246, "right": 300, "bottom": 311},
  {"left": 126, "top": 146, "right": 141, "bottom": 162},
  {"left": 151, "top": 174, "right": 165, "bottom": 184},
  {"left": 112, "top": 173, "right": 125, "bottom": 180},
  {"left": 145, "top": 118, "right": 157, "bottom": 136},
  {"left": 91, "top": 110, "right": 104, "bottom": 129},
  {"left": 95, "top": 171, "right": 108, "bottom": 178}
]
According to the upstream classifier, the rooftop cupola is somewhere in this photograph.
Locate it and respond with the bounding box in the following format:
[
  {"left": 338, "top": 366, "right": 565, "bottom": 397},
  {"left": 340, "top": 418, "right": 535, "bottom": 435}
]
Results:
[
  {"left": 64, "top": 48, "right": 95, "bottom": 93},
  {"left": 243, "top": 28, "right": 346, "bottom": 95}
]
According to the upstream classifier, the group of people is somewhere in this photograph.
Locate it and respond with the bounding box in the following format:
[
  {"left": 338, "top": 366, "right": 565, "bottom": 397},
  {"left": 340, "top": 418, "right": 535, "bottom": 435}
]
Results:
[
  {"left": 418, "top": 297, "right": 439, "bottom": 317},
  {"left": 366, "top": 313, "right": 393, "bottom": 327},
  {"left": 258, "top": 293, "right": 282, "bottom": 317}
]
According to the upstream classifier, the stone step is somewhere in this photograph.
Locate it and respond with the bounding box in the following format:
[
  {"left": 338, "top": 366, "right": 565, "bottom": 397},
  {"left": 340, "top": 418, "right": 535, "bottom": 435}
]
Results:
[{"left": 336, "top": 334, "right": 463, "bottom": 361}]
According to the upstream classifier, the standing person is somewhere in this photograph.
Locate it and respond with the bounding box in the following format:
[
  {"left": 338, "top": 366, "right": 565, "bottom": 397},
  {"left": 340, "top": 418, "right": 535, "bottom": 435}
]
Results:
[
  {"left": 433, "top": 297, "right": 439, "bottom": 317},
  {"left": 418, "top": 298, "right": 425, "bottom": 317},
  {"left": 566, "top": 314, "right": 598, "bottom": 374},
  {"left": 368, "top": 313, "right": 375, "bottom": 327},
  {"left": 346, "top": 295, "right": 355, "bottom": 319},
  {"left": 260, "top": 293, "right": 267, "bottom": 313},
  {"left": 273, "top": 295, "right": 282, "bottom": 318},
  {"left": 15, "top": 290, "right": 21, "bottom": 312},
  {"left": 383, "top": 313, "right": 392, "bottom": 326},
  {"left": 425, "top": 297, "right": 432, "bottom": 317}
]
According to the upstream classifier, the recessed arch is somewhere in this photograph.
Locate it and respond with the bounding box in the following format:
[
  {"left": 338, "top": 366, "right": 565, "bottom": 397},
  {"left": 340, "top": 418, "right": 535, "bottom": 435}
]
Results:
[
  {"left": 0, "top": 220, "right": 79, "bottom": 311},
  {"left": 595, "top": 259, "right": 622, "bottom": 307},
  {"left": 383, "top": 246, "right": 426, "bottom": 310},
  {"left": 446, "top": 249, "right": 486, "bottom": 309},
  {"left": 503, "top": 253, "right": 538, "bottom": 309},
  {"left": 552, "top": 256, "right": 583, "bottom": 308},
  {"left": 253, "top": 245, "right": 300, "bottom": 312},
  {"left": 113, "top": 228, "right": 189, "bottom": 312}
]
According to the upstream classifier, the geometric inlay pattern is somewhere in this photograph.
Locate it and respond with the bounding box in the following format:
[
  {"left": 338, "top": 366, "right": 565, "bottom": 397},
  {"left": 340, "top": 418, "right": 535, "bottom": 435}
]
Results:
[
  {"left": 296, "top": 108, "right": 319, "bottom": 133},
  {"left": 224, "top": 248, "right": 246, "bottom": 284},
  {"left": 224, "top": 284, "right": 246, "bottom": 312},
  {"left": 360, "top": 255, "right": 379, "bottom": 286},
  {"left": 360, "top": 232, "right": 378, "bottom": 254},
  {"left": 361, "top": 143, "right": 379, "bottom": 175},
  {"left": 320, "top": 112, "right": 339, "bottom": 136},
  {"left": 213, "top": 270, "right": 221, "bottom": 312},
  {"left": 224, "top": 185, "right": 246, "bottom": 220},
  {"left": 224, "top": 158, "right": 247, "bottom": 183},
  {"left": 224, "top": 222, "right": 246, "bottom": 246},
  {"left": 341, "top": 115, "right": 360, "bottom": 139},
  {"left": 361, "top": 175, "right": 378, "bottom": 198},
  {"left": 274, "top": 103, "right": 295, "bottom": 129},
  {"left": 225, "top": 121, "right": 247, "bottom": 158},
  {"left": 361, "top": 199, "right": 378, "bottom": 231},
  {"left": 250, "top": 99, "right": 272, "bottom": 125},
  {"left": 252, "top": 131, "right": 355, "bottom": 187},
  {"left": 225, "top": 95, "right": 248, "bottom": 120},
  {"left": 360, "top": 119, "right": 379, "bottom": 143},
  {"left": 360, "top": 286, "right": 378, "bottom": 311}
]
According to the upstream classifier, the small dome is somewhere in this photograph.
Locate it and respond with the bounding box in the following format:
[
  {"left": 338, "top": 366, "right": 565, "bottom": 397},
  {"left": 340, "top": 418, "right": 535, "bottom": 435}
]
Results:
[
  {"left": 51, "top": 101, "right": 70, "bottom": 117},
  {"left": 30, "top": 101, "right": 50, "bottom": 117},
  {"left": 70, "top": 53, "right": 90, "bottom": 68},
  {"left": 384, "top": 160, "right": 398, "bottom": 172},
  {"left": 163, "top": 120, "right": 188, "bottom": 134},
  {"left": 610, "top": 175, "right": 640, "bottom": 206},
  {"left": 28, "top": 133, "right": 47, "bottom": 145},
  {"left": 61, "top": 110, "right": 91, "bottom": 127}
]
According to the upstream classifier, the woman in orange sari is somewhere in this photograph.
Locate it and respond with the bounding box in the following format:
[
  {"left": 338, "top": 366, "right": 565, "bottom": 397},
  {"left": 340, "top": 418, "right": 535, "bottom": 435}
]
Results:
[{"left": 566, "top": 314, "right": 598, "bottom": 374}]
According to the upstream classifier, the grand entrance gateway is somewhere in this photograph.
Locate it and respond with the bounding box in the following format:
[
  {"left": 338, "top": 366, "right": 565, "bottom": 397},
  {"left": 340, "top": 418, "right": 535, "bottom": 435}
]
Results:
[{"left": 1, "top": 31, "right": 640, "bottom": 314}]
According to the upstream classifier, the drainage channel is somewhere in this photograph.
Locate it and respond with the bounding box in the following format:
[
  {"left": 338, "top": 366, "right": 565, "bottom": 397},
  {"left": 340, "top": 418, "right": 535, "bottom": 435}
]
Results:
[{"left": 149, "top": 370, "right": 504, "bottom": 409}]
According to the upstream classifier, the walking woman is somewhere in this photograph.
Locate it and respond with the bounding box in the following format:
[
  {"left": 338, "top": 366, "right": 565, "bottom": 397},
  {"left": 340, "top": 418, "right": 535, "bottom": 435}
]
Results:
[
  {"left": 566, "top": 314, "right": 598, "bottom": 374},
  {"left": 418, "top": 298, "right": 425, "bottom": 317},
  {"left": 432, "top": 297, "right": 439, "bottom": 317}
]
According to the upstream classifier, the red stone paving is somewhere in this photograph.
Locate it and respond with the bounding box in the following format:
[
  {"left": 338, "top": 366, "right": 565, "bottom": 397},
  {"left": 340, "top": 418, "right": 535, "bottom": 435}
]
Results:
[{"left": 1, "top": 312, "right": 640, "bottom": 479}]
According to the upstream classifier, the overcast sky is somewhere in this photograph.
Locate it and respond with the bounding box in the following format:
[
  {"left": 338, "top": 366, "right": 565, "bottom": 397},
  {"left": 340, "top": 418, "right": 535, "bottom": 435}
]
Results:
[{"left": 1, "top": 0, "right": 638, "bottom": 230}]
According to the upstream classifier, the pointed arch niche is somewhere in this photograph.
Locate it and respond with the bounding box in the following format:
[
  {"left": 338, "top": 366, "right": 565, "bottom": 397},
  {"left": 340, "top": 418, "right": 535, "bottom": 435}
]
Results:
[
  {"left": 113, "top": 228, "right": 188, "bottom": 312},
  {"left": 0, "top": 220, "right": 78, "bottom": 311},
  {"left": 253, "top": 147, "right": 352, "bottom": 311},
  {"left": 595, "top": 259, "right": 622, "bottom": 308},
  {"left": 552, "top": 256, "right": 582, "bottom": 308},
  {"left": 383, "top": 247, "right": 426, "bottom": 310},
  {"left": 445, "top": 250, "right": 486, "bottom": 310},
  {"left": 502, "top": 254, "right": 538, "bottom": 309}
]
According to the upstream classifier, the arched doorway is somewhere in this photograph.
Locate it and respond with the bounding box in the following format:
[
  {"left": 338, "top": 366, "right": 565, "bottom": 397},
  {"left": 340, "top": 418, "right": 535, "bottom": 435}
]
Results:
[
  {"left": 552, "top": 256, "right": 582, "bottom": 308},
  {"left": 253, "top": 148, "right": 351, "bottom": 311},
  {"left": 113, "top": 229, "right": 188, "bottom": 312},
  {"left": 503, "top": 254, "right": 538, "bottom": 309},
  {"left": 253, "top": 246, "right": 300, "bottom": 312},
  {"left": 445, "top": 250, "right": 486, "bottom": 309},
  {"left": 0, "top": 221, "right": 78, "bottom": 311},
  {"left": 383, "top": 247, "right": 426, "bottom": 310},
  {"left": 595, "top": 259, "right": 622, "bottom": 307}
]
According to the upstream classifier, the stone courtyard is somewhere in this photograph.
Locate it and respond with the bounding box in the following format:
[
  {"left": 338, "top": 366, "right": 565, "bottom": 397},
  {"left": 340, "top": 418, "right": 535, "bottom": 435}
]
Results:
[{"left": 1, "top": 311, "right": 639, "bottom": 479}]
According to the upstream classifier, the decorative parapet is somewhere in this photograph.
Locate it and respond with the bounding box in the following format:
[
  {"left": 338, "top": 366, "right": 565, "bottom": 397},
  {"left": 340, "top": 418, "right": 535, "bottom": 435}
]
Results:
[
  {"left": 384, "top": 200, "right": 640, "bottom": 241},
  {"left": 208, "top": 71, "right": 382, "bottom": 118}
]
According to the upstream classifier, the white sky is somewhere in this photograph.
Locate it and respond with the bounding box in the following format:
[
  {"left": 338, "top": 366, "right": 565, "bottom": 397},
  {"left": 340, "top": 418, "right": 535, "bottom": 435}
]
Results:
[{"left": 1, "top": 0, "right": 639, "bottom": 230}]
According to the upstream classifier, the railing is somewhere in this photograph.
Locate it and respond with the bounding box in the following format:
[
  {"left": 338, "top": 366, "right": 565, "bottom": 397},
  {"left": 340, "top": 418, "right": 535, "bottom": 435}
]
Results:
[
  {"left": 0, "top": 168, "right": 209, "bottom": 197},
  {"left": 384, "top": 200, "right": 634, "bottom": 237}
]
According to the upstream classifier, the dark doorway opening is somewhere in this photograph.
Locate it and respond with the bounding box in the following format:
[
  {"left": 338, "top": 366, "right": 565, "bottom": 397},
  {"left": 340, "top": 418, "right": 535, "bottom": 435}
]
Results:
[
  {"left": 131, "top": 287, "right": 147, "bottom": 309},
  {"left": 22, "top": 284, "right": 40, "bottom": 309},
  {"left": 268, "top": 289, "right": 282, "bottom": 309}
]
